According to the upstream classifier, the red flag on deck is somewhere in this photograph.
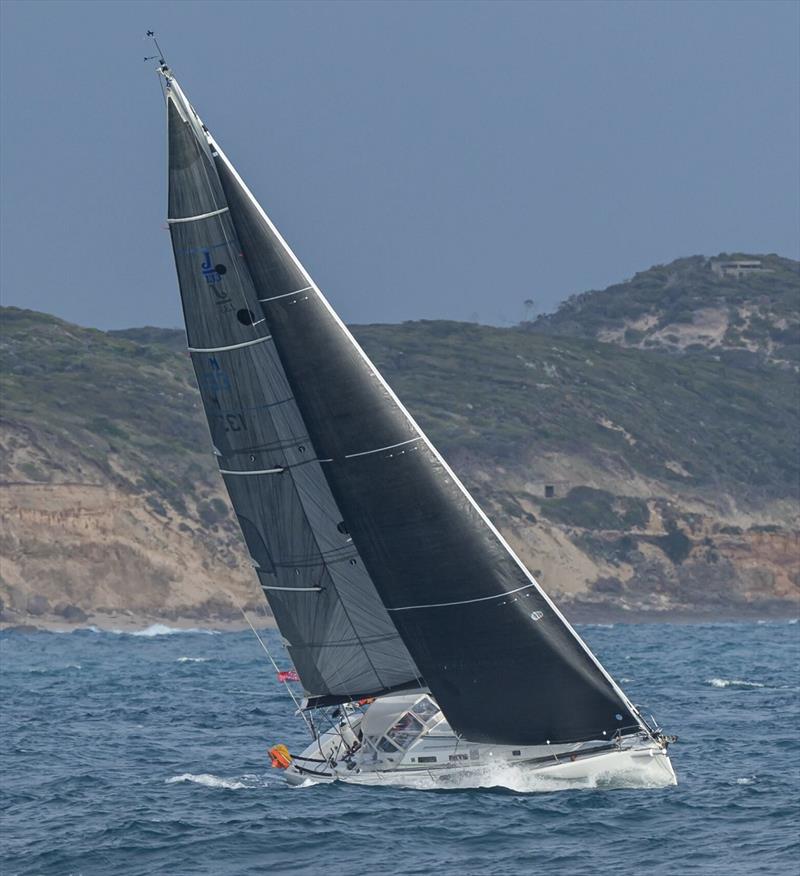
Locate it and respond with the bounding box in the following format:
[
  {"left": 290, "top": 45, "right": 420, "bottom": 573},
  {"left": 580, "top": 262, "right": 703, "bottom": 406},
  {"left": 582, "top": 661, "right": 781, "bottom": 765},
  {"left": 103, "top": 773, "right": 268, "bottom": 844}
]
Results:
[{"left": 277, "top": 669, "right": 299, "bottom": 682}]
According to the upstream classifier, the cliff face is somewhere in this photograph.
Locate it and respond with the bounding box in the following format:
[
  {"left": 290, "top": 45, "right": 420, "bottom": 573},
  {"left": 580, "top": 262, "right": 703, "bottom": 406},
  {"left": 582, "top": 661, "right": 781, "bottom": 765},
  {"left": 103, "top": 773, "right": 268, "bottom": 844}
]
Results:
[
  {"left": 0, "top": 312, "right": 262, "bottom": 629},
  {"left": 1, "top": 256, "right": 798, "bottom": 628}
]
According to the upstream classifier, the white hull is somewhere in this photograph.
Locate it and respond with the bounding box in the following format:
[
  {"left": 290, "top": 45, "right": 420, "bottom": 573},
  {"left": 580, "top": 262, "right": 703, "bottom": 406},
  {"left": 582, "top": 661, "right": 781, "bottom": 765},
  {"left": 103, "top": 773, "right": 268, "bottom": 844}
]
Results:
[{"left": 281, "top": 694, "right": 677, "bottom": 791}]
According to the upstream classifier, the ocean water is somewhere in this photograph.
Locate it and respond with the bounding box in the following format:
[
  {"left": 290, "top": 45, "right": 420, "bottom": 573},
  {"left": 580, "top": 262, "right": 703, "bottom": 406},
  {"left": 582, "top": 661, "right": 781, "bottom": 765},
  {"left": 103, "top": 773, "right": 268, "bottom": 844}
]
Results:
[{"left": 1, "top": 621, "right": 798, "bottom": 876}]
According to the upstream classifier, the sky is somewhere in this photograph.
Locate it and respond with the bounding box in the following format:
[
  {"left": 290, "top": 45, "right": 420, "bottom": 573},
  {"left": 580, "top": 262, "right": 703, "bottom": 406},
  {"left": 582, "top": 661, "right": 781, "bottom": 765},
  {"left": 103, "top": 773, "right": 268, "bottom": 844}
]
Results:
[{"left": 1, "top": 0, "right": 798, "bottom": 330}]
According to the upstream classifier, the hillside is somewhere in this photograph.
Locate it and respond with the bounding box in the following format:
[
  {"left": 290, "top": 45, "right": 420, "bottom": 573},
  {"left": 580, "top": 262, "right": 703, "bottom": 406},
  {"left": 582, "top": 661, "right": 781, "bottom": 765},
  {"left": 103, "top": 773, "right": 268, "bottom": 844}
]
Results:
[
  {"left": 1, "top": 285, "right": 798, "bottom": 628},
  {"left": 527, "top": 253, "right": 800, "bottom": 367}
]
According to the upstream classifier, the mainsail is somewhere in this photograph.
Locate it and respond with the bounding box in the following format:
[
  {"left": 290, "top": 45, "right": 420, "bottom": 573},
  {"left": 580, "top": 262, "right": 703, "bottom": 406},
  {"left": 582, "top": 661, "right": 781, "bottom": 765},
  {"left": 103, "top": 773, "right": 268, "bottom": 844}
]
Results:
[
  {"left": 167, "top": 86, "right": 422, "bottom": 702},
  {"left": 163, "top": 70, "right": 646, "bottom": 745}
]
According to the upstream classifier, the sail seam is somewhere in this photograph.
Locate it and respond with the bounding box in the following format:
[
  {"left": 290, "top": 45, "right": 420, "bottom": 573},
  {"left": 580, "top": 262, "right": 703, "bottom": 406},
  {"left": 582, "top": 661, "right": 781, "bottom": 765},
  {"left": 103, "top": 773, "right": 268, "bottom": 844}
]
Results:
[
  {"left": 259, "top": 286, "right": 313, "bottom": 303},
  {"left": 388, "top": 583, "right": 536, "bottom": 612},
  {"left": 344, "top": 437, "right": 421, "bottom": 459},
  {"left": 188, "top": 335, "right": 272, "bottom": 353},
  {"left": 167, "top": 207, "right": 229, "bottom": 224}
]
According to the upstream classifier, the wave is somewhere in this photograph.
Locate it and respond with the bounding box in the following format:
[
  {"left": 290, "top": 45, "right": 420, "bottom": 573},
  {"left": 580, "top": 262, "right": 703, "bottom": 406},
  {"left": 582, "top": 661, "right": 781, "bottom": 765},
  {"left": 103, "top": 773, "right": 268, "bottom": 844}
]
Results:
[
  {"left": 65, "top": 624, "right": 221, "bottom": 636},
  {"left": 166, "top": 773, "right": 247, "bottom": 790},
  {"left": 27, "top": 663, "right": 81, "bottom": 673},
  {"left": 128, "top": 624, "right": 220, "bottom": 637},
  {"left": 176, "top": 657, "right": 213, "bottom": 663},
  {"left": 707, "top": 678, "right": 765, "bottom": 689},
  {"left": 735, "top": 776, "right": 757, "bottom": 785}
]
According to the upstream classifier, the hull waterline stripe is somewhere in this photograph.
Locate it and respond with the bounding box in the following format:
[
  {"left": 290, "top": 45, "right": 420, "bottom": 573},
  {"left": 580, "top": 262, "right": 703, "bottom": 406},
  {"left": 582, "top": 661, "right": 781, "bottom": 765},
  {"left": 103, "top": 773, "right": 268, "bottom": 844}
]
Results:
[
  {"left": 188, "top": 335, "right": 272, "bottom": 354},
  {"left": 259, "top": 286, "right": 313, "bottom": 303},
  {"left": 387, "top": 582, "right": 536, "bottom": 612},
  {"left": 219, "top": 467, "right": 284, "bottom": 476},
  {"left": 344, "top": 437, "right": 421, "bottom": 460},
  {"left": 167, "top": 207, "right": 229, "bottom": 224}
]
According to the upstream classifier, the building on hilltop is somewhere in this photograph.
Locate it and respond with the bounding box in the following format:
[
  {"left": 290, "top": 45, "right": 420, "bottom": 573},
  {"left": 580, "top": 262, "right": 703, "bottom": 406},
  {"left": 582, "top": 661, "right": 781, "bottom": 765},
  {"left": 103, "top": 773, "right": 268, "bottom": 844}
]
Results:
[{"left": 710, "top": 258, "right": 771, "bottom": 279}]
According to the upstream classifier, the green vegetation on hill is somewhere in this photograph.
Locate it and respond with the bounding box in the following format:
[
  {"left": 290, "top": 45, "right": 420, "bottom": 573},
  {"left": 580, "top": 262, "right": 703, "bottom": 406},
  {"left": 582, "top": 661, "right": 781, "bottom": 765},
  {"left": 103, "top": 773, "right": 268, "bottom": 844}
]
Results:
[
  {"left": 0, "top": 308, "right": 215, "bottom": 511},
  {"left": 353, "top": 320, "right": 798, "bottom": 501},
  {"left": 528, "top": 253, "right": 800, "bottom": 365},
  {"left": 1, "top": 306, "right": 797, "bottom": 509}
]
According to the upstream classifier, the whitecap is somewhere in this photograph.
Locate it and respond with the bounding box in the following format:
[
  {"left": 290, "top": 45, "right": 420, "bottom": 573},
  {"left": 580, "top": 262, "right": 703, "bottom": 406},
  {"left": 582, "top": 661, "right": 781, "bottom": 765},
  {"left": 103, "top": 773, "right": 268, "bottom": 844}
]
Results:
[
  {"left": 176, "top": 657, "right": 213, "bottom": 663},
  {"left": 166, "top": 773, "right": 246, "bottom": 790},
  {"left": 122, "top": 624, "right": 220, "bottom": 637},
  {"left": 788, "top": 618, "right": 798, "bottom": 625},
  {"left": 735, "top": 776, "right": 756, "bottom": 785},
  {"left": 707, "top": 678, "right": 765, "bottom": 689}
]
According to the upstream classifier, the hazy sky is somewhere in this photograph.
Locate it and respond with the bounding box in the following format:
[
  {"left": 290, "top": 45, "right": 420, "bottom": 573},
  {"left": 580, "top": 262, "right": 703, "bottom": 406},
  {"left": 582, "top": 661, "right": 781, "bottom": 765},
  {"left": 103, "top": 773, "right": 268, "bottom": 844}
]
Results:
[{"left": 1, "top": 0, "right": 798, "bottom": 330}]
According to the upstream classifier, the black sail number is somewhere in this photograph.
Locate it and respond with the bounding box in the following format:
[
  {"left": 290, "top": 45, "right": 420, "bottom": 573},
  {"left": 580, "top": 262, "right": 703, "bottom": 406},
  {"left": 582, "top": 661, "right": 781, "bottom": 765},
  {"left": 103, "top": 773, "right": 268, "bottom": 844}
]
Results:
[
  {"left": 210, "top": 412, "right": 248, "bottom": 434},
  {"left": 225, "top": 413, "right": 247, "bottom": 432}
]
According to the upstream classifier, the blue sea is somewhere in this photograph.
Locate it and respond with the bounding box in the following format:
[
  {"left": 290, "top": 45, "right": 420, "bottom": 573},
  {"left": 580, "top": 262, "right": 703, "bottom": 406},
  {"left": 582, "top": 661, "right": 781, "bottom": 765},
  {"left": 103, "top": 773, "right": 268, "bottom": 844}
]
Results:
[{"left": 1, "top": 621, "right": 798, "bottom": 875}]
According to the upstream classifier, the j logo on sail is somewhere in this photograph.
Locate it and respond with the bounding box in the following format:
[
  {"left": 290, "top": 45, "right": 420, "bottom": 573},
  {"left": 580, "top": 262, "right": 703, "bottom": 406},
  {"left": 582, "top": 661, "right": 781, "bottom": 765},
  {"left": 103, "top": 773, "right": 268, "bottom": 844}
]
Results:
[{"left": 200, "top": 249, "right": 227, "bottom": 285}]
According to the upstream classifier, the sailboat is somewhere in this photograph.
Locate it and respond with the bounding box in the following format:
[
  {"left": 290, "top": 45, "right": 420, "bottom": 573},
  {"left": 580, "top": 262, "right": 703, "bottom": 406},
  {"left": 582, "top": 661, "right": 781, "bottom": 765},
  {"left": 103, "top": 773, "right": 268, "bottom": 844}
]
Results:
[{"left": 158, "top": 60, "right": 677, "bottom": 789}]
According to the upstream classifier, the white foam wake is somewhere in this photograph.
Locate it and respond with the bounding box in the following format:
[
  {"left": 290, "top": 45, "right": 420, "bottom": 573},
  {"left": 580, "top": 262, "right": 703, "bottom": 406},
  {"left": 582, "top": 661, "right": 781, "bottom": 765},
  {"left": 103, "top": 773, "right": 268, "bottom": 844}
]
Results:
[
  {"left": 166, "top": 773, "right": 246, "bottom": 790},
  {"left": 319, "top": 757, "right": 677, "bottom": 794},
  {"left": 103, "top": 624, "right": 219, "bottom": 637},
  {"left": 707, "top": 677, "right": 765, "bottom": 689}
]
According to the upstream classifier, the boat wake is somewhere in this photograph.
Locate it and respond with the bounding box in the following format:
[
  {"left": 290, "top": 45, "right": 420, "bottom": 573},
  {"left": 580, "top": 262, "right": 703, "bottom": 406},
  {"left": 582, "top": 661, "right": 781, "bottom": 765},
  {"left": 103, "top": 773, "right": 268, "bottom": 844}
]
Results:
[
  {"left": 166, "top": 772, "right": 271, "bottom": 790},
  {"left": 128, "top": 625, "right": 220, "bottom": 637},
  {"left": 707, "top": 677, "right": 765, "bottom": 689}
]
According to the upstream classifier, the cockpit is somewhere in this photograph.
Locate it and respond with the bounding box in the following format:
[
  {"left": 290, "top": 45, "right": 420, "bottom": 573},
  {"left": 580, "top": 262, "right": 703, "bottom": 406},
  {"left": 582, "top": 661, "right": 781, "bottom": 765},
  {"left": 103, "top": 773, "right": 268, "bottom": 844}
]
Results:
[{"left": 361, "top": 694, "right": 444, "bottom": 762}]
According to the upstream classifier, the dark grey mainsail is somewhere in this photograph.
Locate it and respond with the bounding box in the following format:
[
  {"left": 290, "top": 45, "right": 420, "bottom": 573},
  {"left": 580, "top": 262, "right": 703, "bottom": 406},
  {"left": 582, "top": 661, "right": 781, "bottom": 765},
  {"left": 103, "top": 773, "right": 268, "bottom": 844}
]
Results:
[
  {"left": 163, "top": 72, "right": 647, "bottom": 745},
  {"left": 166, "top": 85, "right": 422, "bottom": 702}
]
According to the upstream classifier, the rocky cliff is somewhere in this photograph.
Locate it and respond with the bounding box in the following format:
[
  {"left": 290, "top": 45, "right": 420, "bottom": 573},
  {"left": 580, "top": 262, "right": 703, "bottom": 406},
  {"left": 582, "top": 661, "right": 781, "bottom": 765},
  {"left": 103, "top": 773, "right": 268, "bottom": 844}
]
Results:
[{"left": 1, "top": 256, "right": 797, "bottom": 628}]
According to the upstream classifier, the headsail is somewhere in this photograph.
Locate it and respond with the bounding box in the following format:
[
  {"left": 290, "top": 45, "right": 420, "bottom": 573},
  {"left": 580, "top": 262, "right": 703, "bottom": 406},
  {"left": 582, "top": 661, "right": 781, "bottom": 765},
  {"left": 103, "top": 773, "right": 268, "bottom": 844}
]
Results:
[
  {"left": 166, "top": 82, "right": 422, "bottom": 703},
  {"left": 163, "top": 70, "right": 646, "bottom": 745}
]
